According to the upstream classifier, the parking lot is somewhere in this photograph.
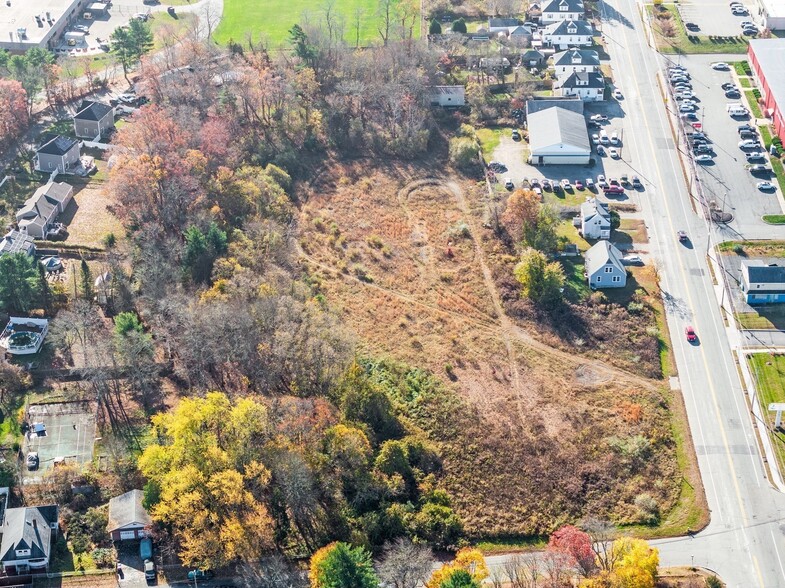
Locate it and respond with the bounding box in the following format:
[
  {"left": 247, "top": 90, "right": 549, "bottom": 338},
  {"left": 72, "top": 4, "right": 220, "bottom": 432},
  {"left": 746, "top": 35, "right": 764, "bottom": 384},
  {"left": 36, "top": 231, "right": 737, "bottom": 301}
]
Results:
[
  {"left": 23, "top": 401, "right": 96, "bottom": 483},
  {"left": 677, "top": 0, "right": 759, "bottom": 37},
  {"left": 662, "top": 54, "right": 785, "bottom": 235}
]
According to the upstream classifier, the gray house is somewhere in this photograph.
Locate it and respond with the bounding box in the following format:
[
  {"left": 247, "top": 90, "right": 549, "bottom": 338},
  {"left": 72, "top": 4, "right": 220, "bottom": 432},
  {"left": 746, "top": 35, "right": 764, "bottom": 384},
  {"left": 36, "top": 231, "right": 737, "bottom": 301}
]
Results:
[
  {"left": 585, "top": 240, "right": 626, "bottom": 289},
  {"left": 580, "top": 198, "right": 611, "bottom": 239},
  {"left": 16, "top": 182, "right": 74, "bottom": 239},
  {"left": 0, "top": 230, "right": 35, "bottom": 257},
  {"left": 108, "top": 490, "right": 152, "bottom": 542},
  {"left": 0, "top": 505, "right": 59, "bottom": 576},
  {"left": 34, "top": 135, "right": 81, "bottom": 174},
  {"left": 558, "top": 71, "right": 606, "bottom": 101},
  {"left": 73, "top": 100, "right": 115, "bottom": 139}
]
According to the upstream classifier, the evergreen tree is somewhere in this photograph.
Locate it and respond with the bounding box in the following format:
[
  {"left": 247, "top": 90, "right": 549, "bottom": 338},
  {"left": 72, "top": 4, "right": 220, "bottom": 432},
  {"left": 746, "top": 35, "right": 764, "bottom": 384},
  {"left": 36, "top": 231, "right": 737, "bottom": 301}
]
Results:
[
  {"left": 429, "top": 19, "right": 442, "bottom": 35},
  {"left": 80, "top": 259, "right": 94, "bottom": 302}
]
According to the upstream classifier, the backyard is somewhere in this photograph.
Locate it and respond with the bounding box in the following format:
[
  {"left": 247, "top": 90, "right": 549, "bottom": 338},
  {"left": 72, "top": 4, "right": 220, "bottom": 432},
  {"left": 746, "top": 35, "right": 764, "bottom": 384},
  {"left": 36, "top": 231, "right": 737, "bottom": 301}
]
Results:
[{"left": 214, "top": 0, "right": 393, "bottom": 47}]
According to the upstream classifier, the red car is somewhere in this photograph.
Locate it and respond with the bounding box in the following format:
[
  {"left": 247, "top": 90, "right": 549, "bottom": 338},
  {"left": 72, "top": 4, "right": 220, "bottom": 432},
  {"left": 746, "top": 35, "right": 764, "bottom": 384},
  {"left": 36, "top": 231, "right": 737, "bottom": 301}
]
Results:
[
  {"left": 685, "top": 326, "right": 697, "bottom": 342},
  {"left": 604, "top": 185, "right": 624, "bottom": 195}
]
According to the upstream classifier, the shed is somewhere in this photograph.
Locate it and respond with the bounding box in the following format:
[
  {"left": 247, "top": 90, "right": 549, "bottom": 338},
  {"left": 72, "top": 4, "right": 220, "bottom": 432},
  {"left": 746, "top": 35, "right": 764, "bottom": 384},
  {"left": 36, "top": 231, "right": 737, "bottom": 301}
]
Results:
[
  {"left": 527, "top": 106, "right": 591, "bottom": 165},
  {"left": 107, "top": 490, "right": 152, "bottom": 541},
  {"left": 429, "top": 86, "right": 466, "bottom": 106}
]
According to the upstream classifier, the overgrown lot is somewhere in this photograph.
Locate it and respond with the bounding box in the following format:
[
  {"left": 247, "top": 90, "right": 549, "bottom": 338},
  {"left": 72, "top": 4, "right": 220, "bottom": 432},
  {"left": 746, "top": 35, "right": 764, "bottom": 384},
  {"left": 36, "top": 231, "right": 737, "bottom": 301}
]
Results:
[{"left": 298, "top": 159, "right": 703, "bottom": 540}]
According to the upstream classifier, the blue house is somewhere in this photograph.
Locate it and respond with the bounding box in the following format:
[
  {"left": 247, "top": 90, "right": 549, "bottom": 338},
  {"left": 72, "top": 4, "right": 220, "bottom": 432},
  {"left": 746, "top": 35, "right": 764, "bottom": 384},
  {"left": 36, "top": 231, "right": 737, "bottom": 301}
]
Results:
[{"left": 741, "top": 261, "right": 785, "bottom": 304}]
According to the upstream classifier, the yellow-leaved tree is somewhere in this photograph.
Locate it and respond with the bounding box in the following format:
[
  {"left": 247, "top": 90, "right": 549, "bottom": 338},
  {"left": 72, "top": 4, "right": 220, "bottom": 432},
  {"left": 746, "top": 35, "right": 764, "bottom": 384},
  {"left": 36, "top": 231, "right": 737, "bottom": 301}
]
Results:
[
  {"left": 580, "top": 537, "right": 659, "bottom": 588},
  {"left": 426, "top": 548, "right": 489, "bottom": 588},
  {"left": 138, "top": 392, "right": 275, "bottom": 569}
]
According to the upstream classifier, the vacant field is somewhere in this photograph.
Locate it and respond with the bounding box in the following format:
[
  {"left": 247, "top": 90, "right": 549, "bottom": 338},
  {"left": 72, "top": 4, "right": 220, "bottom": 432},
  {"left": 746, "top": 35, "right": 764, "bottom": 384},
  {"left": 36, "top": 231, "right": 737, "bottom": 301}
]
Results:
[
  {"left": 214, "top": 0, "right": 388, "bottom": 47},
  {"left": 60, "top": 176, "right": 123, "bottom": 249},
  {"left": 298, "top": 159, "right": 703, "bottom": 540},
  {"left": 150, "top": 11, "right": 197, "bottom": 49},
  {"left": 748, "top": 353, "right": 785, "bottom": 479}
]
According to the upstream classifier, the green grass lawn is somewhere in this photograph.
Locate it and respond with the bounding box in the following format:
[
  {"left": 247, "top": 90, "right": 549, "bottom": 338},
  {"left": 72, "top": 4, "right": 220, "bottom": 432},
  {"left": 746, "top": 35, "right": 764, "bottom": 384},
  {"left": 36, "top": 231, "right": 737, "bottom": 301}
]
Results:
[
  {"left": 733, "top": 60, "right": 752, "bottom": 76},
  {"left": 739, "top": 77, "right": 752, "bottom": 88},
  {"left": 476, "top": 128, "right": 504, "bottom": 158},
  {"left": 745, "top": 90, "right": 763, "bottom": 118},
  {"left": 736, "top": 307, "right": 785, "bottom": 329},
  {"left": 214, "top": 0, "right": 391, "bottom": 47},
  {"left": 748, "top": 353, "right": 785, "bottom": 480},
  {"left": 760, "top": 125, "right": 773, "bottom": 149},
  {"left": 770, "top": 157, "right": 785, "bottom": 192},
  {"left": 647, "top": 5, "right": 748, "bottom": 54},
  {"left": 149, "top": 11, "right": 197, "bottom": 48},
  {"left": 764, "top": 214, "right": 785, "bottom": 224}
]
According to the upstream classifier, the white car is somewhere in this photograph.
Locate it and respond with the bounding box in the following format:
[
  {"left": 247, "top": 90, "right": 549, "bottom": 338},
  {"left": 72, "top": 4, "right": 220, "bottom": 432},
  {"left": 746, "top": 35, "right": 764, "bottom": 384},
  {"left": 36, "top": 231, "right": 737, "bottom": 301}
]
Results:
[
  {"left": 115, "top": 104, "right": 136, "bottom": 115},
  {"left": 592, "top": 133, "right": 600, "bottom": 145},
  {"left": 676, "top": 91, "right": 695, "bottom": 100},
  {"left": 739, "top": 139, "right": 760, "bottom": 148},
  {"left": 597, "top": 174, "right": 607, "bottom": 187},
  {"left": 679, "top": 104, "right": 696, "bottom": 112},
  {"left": 561, "top": 178, "right": 572, "bottom": 189},
  {"left": 712, "top": 62, "right": 730, "bottom": 70},
  {"left": 732, "top": 6, "right": 748, "bottom": 14},
  {"left": 609, "top": 147, "right": 619, "bottom": 158},
  {"left": 613, "top": 89, "right": 623, "bottom": 99},
  {"left": 610, "top": 131, "right": 619, "bottom": 144},
  {"left": 586, "top": 178, "right": 595, "bottom": 189},
  {"left": 695, "top": 154, "right": 713, "bottom": 163},
  {"left": 117, "top": 93, "right": 136, "bottom": 104},
  {"left": 740, "top": 20, "right": 755, "bottom": 26},
  {"left": 757, "top": 181, "right": 776, "bottom": 190}
]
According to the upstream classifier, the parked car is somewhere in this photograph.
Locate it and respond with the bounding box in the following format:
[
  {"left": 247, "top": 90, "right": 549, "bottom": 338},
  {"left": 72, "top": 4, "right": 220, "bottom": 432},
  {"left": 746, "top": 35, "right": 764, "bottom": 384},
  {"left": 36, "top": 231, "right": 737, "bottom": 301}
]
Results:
[
  {"left": 732, "top": 5, "right": 748, "bottom": 14},
  {"left": 738, "top": 124, "right": 756, "bottom": 133},
  {"left": 115, "top": 104, "right": 136, "bottom": 115},
  {"left": 144, "top": 559, "right": 156, "bottom": 582},
  {"left": 681, "top": 112, "right": 700, "bottom": 121},
  {"left": 691, "top": 132, "right": 709, "bottom": 141},
  {"left": 590, "top": 114, "right": 608, "bottom": 122},
  {"left": 739, "top": 139, "right": 761, "bottom": 149},
  {"left": 591, "top": 133, "right": 600, "bottom": 145},
  {"left": 747, "top": 164, "right": 771, "bottom": 173},
  {"left": 740, "top": 19, "right": 755, "bottom": 27},
  {"left": 685, "top": 326, "right": 697, "bottom": 342},
  {"left": 725, "top": 89, "right": 741, "bottom": 99},
  {"left": 712, "top": 62, "right": 730, "bottom": 70},
  {"left": 530, "top": 177, "right": 540, "bottom": 187},
  {"left": 504, "top": 178, "right": 514, "bottom": 190},
  {"left": 188, "top": 570, "right": 214, "bottom": 581},
  {"left": 740, "top": 130, "right": 758, "bottom": 140},
  {"left": 597, "top": 145, "right": 606, "bottom": 156},
  {"left": 488, "top": 161, "right": 506, "bottom": 172},
  {"left": 632, "top": 176, "right": 643, "bottom": 189},
  {"left": 511, "top": 129, "right": 521, "bottom": 141},
  {"left": 613, "top": 89, "right": 623, "bottom": 99},
  {"left": 597, "top": 174, "right": 607, "bottom": 187},
  {"left": 586, "top": 178, "right": 595, "bottom": 190},
  {"left": 575, "top": 179, "right": 585, "bottom": 190},
  {"left": 26, "top": 452, "right": 38, "bottom": 471},
  {"left": 757, "top": 181, "right": 776, "bottom": 191},
  {"left": 694, "top": 144, "right": 713, "bottom": 154},
  {"left": 746, "top": 151, "right": 766, "bottom": 161},
  {"left": 742, "top": 27, "right": 759, "bottom": 35},
  {"left": 679, "top": 104, "right": 696, "bottom": 112},
  {"left": 604, "top": 185, "right": 624, "bottom": 195},
  {"left": 140, "top": 538, "right": 153, "bottom": 560},
  {"left": 609, "top": 147, "right": 619, "bottom": 158},
  {"left": 722, "top": 82, "right": 737, "bottom": 91},
  {"left": 542, "top": 178, "right": 552, "bottom": 191},
  {"left": 685, "top": 22, "right": 700, "bottom": 30},
  {"left": 117, "top": 93, "right": 136, "bottom": 104},
  {"left": 561, "top": 178, "right": 572, "bottom": 190},
  {"left": 695, "top": 154, "right": 713, "bottom": 163},
  {"left": 74, "top": 24, "right": 89, "bottom": 33},
  {"left": 610, "top": 131, "right": 619, "bottom": 144},
  {"left": 623, "top": 255, "right": 643, "bottom": 265}
]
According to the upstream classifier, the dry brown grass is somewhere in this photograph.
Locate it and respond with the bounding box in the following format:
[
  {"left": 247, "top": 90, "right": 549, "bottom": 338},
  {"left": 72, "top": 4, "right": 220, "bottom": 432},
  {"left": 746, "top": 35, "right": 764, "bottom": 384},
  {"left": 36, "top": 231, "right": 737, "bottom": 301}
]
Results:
[
  {"left": 297, "top": 159, "right": 695, "bottom": 539},
  {"left": 60, "top": 179, "right": 123, "bottom": 249}
]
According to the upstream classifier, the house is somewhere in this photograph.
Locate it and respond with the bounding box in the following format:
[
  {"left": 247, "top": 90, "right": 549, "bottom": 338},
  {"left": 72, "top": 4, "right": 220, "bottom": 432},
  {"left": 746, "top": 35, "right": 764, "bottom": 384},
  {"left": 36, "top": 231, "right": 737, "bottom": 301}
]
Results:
[
  {"left": 552, "top": 48, "right": 600, "bottom": 77},
  {"left": 580, "top": 198, "right": 611, "bottom": 239},
  {"left": 542, "top": 19, "right": 593, "bottom": 50},
  {"left": 108, "top": 490, "right": 152, "bottom": 541},
  {"left": 16, "top": 182, "right": 74, "bottom": 239},
  {"left": 0, "top": 230, "right": 35, "bottom": 257},
  {"left": 748, "top": 40, "right": 785, "bottom": 145},
  {"left": 527, "top": 105, "right": 591, "bottom": 164},
  {"left": 429, "top": 86, "right": 466, "bottom": 107},
  {"left": 585, "top": 241, "right": 626, "bottom": 289},
  {"left": 73, "top": 100, "right": 115, "bottom": 140},
  {"left": 557, "top": 71, "right": 605, "bottom": 101},
  {"left": 541, "top": 0, "right": 585, "bottom": 23},
  {"left": 0, "top": 505, "right": 58, "bottom": 575},
  {"left": 488, "top": 18, "right": 521, "bottom": 33},
  {"left": 479, "top": 56, "right": 511, "bottom": 69},
  {"left": 34, "top": 135, "right": 81, "bottom": 174},
  {"left": 740, "top": 260, "right": 785, "bottom": 304},
  {"left": 521, "top": 49, "right": 546, "bottom": 67}
]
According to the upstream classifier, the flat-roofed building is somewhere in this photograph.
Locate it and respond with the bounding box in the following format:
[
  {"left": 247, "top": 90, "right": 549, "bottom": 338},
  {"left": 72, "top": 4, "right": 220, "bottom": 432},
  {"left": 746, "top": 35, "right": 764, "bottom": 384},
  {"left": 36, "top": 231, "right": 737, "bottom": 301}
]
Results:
[{"left": 0, "top": 0, "right": 91, "bottom": 52}]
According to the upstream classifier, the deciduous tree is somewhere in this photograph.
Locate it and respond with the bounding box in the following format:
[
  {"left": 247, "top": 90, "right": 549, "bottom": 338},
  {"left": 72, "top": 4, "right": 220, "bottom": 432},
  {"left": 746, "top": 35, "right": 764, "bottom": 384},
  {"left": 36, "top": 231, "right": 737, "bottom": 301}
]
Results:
[
  {"left": 377, "top": 537, "right": 433, "bottom": 588},
  {"left": 513, "top": 248, "right": 565, "bottom": 307},
  {"left": 309, "top": 542, "right": 379, "bottom": 588},
  {"left": 548, "top": 524, "right": 596, "bottom": 576},
  {"left": 0, "top": 79, "right": 28, "bottom": 152}
]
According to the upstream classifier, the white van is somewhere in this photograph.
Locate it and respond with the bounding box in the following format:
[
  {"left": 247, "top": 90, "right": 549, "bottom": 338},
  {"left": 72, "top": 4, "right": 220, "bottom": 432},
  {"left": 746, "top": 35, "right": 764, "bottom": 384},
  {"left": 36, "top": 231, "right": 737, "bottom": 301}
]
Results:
[
  {"left": 726, "top": 103, "right": 745, "bottom": 111},
  {"left": 727, "top": 104, "right": 748, "bottom": 117}
]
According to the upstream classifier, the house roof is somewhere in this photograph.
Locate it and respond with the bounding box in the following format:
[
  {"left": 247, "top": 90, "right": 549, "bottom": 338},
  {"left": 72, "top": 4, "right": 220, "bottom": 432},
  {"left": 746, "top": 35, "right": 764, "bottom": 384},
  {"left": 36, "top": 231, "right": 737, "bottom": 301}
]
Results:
[
  {"left": 542, "top": 0, "right": 585, "bottom": 13},
  {"left": 527, "top": 106, "right": 591, "bottom": 153},
  {"left": 553, "top": 48, "right": 600, "bottom": 66},
  {"left": 526, "top": 96, "right": 584, "bottom": 115},
  {"left": 581, "top": 198, "right": 610, "bottom": 224},
  {"left": 522, "top": 49, "right": 545, "bottom": 60},
  {"left": 742, "top": 260, "right": 785, "bottom": 284},
  {"left": 107, "top": 490, "right": 152, "bottom": 532},
  {"left": 36, "top": 134, "right": 79, "bottom": 157},
  {"left": 488, "top": 17, "right": 520, "bottom": 28},
  {"left": 16, "top": 182, "right": 73, "bottom": 223},
  {"left": 0, "top": 505, "right": 58, "bottom": 564},
  {"left": 749, "top": 40, "right": 785, "bottom": 120},
  {"left": 74, "top": 100, "right": 114, "bottom": 122},
  {"left": 431, "top": 86, "right": 465, "bottom": 95},
  {"left": 559, "top": 71, "right": 605, "bottom": 89},
  {"left": 544, "top": 19, "right": 593, "bottom": 36},
  {"left": 585, "top": 240, "right": 625, "bottom": 276},
  {"left": 508, "top": 25, "right": 533, "bottom": 36},
  {"left": 0, "top": 230, "right": 35, "bottom": 256}
]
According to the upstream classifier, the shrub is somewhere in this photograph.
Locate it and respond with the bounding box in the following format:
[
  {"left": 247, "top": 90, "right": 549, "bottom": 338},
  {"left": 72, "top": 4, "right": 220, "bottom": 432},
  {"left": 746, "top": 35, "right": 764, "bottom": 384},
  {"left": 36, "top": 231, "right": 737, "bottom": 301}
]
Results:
[
  {"left": 366, "top": 235, "right": 384, "bottom": 249},
  {"left": 429, "top": 19, "right": 442, "bottom": 35},
  {"left": 634, "top": 493, "right": 660, "bottom": 524},
  {"left": 451, "top": 18, "right": 467, "bottom": 33},
  {"left": 91, "top": 547, "right": 114, "bottom": 568},
  {"left": 706, "top": 576, "right": 723, "bottom": 588},
  {"left": 732, "top": 243, "right": 745, "bottom": 254},
  {"left": 449, "top": 137, "right": 480, "bottom": 170},
  {"left": 627, "top": 301, "right": 645, "bottom": 314}
]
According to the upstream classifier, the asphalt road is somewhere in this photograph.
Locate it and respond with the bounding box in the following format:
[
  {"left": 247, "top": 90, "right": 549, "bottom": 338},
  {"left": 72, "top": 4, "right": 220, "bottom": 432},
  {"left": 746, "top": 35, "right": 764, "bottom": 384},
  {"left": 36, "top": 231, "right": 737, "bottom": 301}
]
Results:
[{"left": 593, "top": 1, "right": 785, "bottom": 586}]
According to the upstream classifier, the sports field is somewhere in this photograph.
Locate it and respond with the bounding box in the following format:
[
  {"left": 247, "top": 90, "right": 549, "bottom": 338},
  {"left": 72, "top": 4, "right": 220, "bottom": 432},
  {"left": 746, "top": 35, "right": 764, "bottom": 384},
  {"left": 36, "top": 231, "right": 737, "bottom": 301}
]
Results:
[{"left": 214, "top": 0, "right": 396, "bottom": 47}]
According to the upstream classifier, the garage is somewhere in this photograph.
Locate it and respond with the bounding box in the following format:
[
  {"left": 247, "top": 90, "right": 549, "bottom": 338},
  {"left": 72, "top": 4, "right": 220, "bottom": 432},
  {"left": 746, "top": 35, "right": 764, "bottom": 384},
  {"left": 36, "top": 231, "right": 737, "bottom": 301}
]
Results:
[
  {"left": 119, "top": 530, "right": 137, "bottom": 540},
  {"left": 527, "top": 106, "right": 591, "bottom": 165}
]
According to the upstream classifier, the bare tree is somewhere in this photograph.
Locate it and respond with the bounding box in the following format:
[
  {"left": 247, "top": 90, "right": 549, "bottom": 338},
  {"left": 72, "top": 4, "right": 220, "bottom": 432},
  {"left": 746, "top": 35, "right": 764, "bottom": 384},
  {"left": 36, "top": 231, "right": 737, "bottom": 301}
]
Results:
[
  {"left": 583, "top": 518, "right": 619, "bottom": 572},
  {"left": 353, "top": 7, "right": 365, "bottom": 47},
  {"left": 376, "top": 538, "right": 433, "bottom": 588},
  {"left": 377, "top": 0, "right": 395, "bottom": 45},
  {"left": 238, "top": 556, "right": 306, "bottom": 588},
  {"left": 503, "top": 554, "right": 542, "bottom": 588}
]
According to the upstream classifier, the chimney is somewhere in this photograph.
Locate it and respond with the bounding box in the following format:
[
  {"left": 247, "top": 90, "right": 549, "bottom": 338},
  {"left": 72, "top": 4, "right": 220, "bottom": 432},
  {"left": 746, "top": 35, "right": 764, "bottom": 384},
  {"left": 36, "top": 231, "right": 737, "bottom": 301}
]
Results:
[{"left": 32, "top": 519, "right": 37, "bottom": 529}]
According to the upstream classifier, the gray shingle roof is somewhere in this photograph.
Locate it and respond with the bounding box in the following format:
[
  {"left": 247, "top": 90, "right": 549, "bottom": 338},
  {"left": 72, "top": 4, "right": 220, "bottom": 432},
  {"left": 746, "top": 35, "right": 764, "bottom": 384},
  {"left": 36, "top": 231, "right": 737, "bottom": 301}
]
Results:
[
  {"left": 108, "top": 490, "right": 152, "bottom": 532},
  {"left": 527, "top": 106, "right": 591, "bottom": 153},
  {"left": 544, "top": 19, "right": 593, "bottom": 36},
  {"left": 543, "top": 0, "right": 584, "bottom": 13},
  {"left": 16, "top": 182, "right": 72, "bottom": 223},
  {"left": 744, "top": 261, "right": 785, "bottom": 284},
  {"left": 585, "top": 240, "right": 624, "bottom": 276},
  {"left": 489, "top": 18, "right": 520, "bottom": 28},
  {"left": 0, "top": 230, "right": 35, "bottom": 256},
  {"left": 553, "top": 48, "right": 600, "bottom": 66},
  {"left": 0, "top": 505, "right": 57, "bottom": 564},
  {"left": 74, "top": 100, "right": 114, "bottom": 122},
  {"left": 750, "top": 39, "right": 785, "bottom": 122},
  {"left": 36, "top": 134, "right": 79, "bottom": 157},
  {"left": 581, "top": 198, "right": 610, "bottom": 223},
  {"left": 559, "top": 71, "right": 605, "bottom": 89},
  {"left": 526, "top": 96, "right": 584, "bottom": 115}
]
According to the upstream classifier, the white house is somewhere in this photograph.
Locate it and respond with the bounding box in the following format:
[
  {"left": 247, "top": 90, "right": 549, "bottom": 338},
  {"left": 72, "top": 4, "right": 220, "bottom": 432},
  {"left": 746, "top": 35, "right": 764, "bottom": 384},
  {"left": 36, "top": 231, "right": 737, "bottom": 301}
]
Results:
[
  {"left": 580, "top": 198, "right": 611, "bottom": 239},
  {"left": 16, "top": 182, "right": 74, "bottom": 239},
  {"left": 585, "top": 241, "right": 626, "bottom": 289},
  {"left": 541, "top": 0, "right": 585, "bottom": 23},
  {"left": 527, "top": 105, "right": 591, "bottom": 165},
  {"left": 488, "top": 17, "right": 521, "bottom": 33},
  {"left": 740, "top": 260, "right": 785, "bottom": 304},
  {"left": 558, "top": 71, "right": 605, "bottom": 101},
  {"left": 429, "top": 86, "right": 466, "bottom": 106},
  {"left": 0, "top": 505, "right": 59, "bottom": 575},
  {"left": 552, "top": 48, "right": 600, "bottom": 78},
  {"left": 542, "top": 19, "right": 593, "bottom": 50}
]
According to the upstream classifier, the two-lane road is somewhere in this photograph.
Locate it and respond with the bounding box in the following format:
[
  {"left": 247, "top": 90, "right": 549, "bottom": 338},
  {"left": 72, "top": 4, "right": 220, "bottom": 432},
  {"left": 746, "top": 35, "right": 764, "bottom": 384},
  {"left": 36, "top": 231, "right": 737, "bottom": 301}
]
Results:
[{"left": 598, "top": 0, "right": 785, "bottom": 585}]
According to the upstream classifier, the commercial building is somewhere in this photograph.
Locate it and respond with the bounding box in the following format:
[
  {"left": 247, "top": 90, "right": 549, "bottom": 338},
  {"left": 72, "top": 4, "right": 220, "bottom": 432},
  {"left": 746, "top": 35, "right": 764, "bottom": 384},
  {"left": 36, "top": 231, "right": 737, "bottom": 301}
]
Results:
[
  {"left": 748, "top": 39, "right": 785, "bottom": 144},
  {"left": 527, "top": 104, "right": 591, "bottom": 164},
  {"left": 753, "top": 0, "right": 785, "bottom": 30},
  {"left": 0, "top": 0, "right": 92, "bottom": 52}
]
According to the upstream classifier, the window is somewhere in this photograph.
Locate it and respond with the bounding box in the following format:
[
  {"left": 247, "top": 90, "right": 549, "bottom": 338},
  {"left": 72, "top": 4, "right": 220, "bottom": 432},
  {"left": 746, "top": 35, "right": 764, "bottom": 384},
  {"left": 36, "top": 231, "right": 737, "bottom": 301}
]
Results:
[
  {"left": 605, "top": 267, "right": 613, "bottom": 273},
  {"left": 595, "top": 275, "right": 602, "bottom": 282},
  {"left": 612, "top": 276, "right": 621, "bottom": 282},
  {"left": 15, "top": 549, "right": 30, "bottom": 558}
]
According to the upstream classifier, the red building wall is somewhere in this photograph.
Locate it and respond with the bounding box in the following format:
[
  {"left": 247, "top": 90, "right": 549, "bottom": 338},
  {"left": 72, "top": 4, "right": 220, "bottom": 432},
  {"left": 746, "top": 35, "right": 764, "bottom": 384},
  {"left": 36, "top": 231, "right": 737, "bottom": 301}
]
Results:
[{"left": 749, "top": 44, "right": 785, "bottom": 144}]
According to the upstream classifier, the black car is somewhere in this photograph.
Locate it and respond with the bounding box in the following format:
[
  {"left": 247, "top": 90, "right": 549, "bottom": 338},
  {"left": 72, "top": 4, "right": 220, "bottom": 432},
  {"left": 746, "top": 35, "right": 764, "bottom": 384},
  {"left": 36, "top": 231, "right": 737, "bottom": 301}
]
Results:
[
  {"left": 738, "top": 124, "right": 756, "bottom": 133},
  {"left": 691, "top": 132, "right": 709, "bottom": 141},
  {"left": 685, "top": 21, "right": 700, "bottom": 30},
  {"left": 725, "top": 89, "right": 741, "bottom": 98},
  {"left": 743, "top": 28, "right": 758, "bottom": 35},
  {"left": 722, "top": 82, "right": 736, "bottom": 91},
  {"left": 740, "top": 130, "right": 758, "bottom": 140}
]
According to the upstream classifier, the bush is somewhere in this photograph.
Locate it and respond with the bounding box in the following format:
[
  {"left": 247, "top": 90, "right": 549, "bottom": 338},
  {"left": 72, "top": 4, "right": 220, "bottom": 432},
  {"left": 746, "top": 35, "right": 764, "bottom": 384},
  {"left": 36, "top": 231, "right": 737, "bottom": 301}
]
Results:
[
  {"left": 429, "top": 19, "right": 442, "bottom": 35},
  {"left": 449, "top": 137, "right": 479, "bottom": 170},
  {"left": 705, "top": 576, "right": 723, "bottom": 588},
  {"left": 451, "top": 18, "right": 467, "bottom": 33},
  {"left": 634, "top": 493, "right": 660, "bottom": 524},
  {"left": 91, "top": 547, "right": 115, "bottom": 568}
]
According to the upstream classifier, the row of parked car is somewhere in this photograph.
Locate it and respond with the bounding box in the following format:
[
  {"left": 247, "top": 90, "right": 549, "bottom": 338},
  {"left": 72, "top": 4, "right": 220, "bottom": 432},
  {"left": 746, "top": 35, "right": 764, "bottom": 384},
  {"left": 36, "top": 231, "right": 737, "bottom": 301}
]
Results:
[{"left": 729, "top": 1, "right": 761, "bottom": 35}]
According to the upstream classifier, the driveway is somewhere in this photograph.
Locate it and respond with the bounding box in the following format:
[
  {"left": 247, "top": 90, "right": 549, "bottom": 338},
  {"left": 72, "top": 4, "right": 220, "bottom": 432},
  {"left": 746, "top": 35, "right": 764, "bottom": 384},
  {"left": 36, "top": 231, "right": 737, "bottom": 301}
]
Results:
[{"left": 676, "top": 0, "right": 755, "bottom": 36}]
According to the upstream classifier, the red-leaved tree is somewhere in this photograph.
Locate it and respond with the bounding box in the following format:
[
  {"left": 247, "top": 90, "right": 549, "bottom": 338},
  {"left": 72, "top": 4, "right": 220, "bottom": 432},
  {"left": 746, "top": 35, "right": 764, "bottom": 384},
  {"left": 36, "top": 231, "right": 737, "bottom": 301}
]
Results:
[
  {"left": 0, "top": 79, "right": 29, "bottom": 152},
  {"left": 548, "top": 524, "right": 596, "bottom": 576}
]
